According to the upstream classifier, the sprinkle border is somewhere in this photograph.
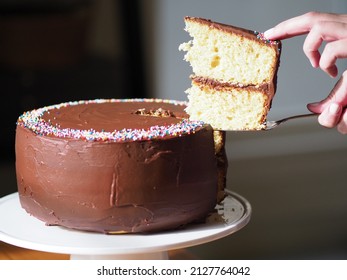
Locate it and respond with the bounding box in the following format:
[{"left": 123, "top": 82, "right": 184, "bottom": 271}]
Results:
[
  {"left": 17, "top": 98, "right": 206, "bottom": 142},
  {"left": 254, "top": 31, "right": 280, "bottom": 46}
]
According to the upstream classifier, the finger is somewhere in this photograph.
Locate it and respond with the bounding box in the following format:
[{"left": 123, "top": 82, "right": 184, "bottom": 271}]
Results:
[
  {"left": 264, "top": 13, "right": 316, "bottom": 40},
  {"left": 303, "top": 23, "right": 325, "bottom": 68},
  {"left": 308, "top": 72, "right": 347, "bottom": 127},
  {"left": 307, "top": 71, "right": 347, "bottom": 114},
  {"left": 264, "top": 12, "right": 345, "bottom": 40},
  {"left": 320, "top": 39, "right": 347, "bottom": 77},
  {"left": 303, "top": 22, "right": 347, "bottom": 76},
  {"left": 307, "top": 102, "right": 324, "bottom": 114},
  {"left": 328, "top": 71, "right": 347, "bottom": 105},
  {"left": 337, "top": 109, "right": 347, "bottom": 134},
  {"left": 317, "top": 102, "right": 342, "bottom": 128}
]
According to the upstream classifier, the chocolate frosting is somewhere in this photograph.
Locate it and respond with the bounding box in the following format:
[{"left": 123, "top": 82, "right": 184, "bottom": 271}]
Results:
[
  {"left": 15, "top": 99, "right": 219, "bottom": 233},
  {"left": 43, "top": 101, "right": 188, "bottom": 133}
]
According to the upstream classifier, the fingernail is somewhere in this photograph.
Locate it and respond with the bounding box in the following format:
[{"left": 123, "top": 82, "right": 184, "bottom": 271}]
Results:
[
  {"left": 329, "top": 103, "right": 341, "bottom": 115},
  {"left": 264, "top": 28, "right": 274, "bottom": 39},
  {"left": 310, "top": 59, "right": 319, "bottom": 68}
]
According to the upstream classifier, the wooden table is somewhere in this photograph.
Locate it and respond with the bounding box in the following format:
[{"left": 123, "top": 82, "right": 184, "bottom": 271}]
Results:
[{"left": 0, "top": 241, "right": 196, "bottom": 260}]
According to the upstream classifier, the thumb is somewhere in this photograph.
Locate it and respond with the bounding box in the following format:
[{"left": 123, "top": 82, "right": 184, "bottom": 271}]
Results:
[
  {"left": 307, "top": 71, "right": 347, "bottom": 113},
  {"left": 307, "top": 101, "right": 343, "bottom": 125},
  {"left": 317, "top": 102, "right": 343, "bottom": 128}
]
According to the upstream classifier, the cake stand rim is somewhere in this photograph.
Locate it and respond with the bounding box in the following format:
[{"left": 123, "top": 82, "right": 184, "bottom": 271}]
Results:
[{"left": 0, "top": 190, "right": 251, "bottom": 256}]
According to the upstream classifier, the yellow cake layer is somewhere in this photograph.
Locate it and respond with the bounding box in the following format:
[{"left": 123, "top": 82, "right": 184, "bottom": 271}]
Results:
[
  {"left": 185, "top": 81, "right": 269, "bottom": 130},
  {"left": 180, "top": 19, "right": 278, "bottom": 86}
]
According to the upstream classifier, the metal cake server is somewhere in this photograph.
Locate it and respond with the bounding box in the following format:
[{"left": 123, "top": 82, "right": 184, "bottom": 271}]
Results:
[
  {"left": 262, "top": 113, "right": 318, "bottom": 130},
  {"left": 228, "top": 106, "right": 346, "bottom": 131},
  {"left": 264, "top": 112, "right": 317, "bottom": 130},
  {"left": 223, "top": 112, "right": 318, "bottom": 131}
]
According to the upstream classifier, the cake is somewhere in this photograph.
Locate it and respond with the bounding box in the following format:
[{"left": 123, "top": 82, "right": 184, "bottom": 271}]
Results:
[
  {"left": 179, "top": 17, "right": 281, "bottom": 130},
  {"left": 15, "top": 98, "right": 226, "bottom": 234}
]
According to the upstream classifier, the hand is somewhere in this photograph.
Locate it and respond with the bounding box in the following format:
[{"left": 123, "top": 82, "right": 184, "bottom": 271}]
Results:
[{"left": 264, "top": 12, "right": 347, "bottom": 134}]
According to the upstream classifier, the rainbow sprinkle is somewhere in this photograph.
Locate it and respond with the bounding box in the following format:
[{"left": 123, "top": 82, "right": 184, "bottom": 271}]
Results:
[
  {"left": 254, "top": 31, "right": 279, "bottom": 46},
  {"left": 17, "top": 98, "right": 206, "bottom": 143}
]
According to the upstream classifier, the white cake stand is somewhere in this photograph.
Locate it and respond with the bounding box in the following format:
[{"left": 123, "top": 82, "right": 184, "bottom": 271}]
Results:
[{"left": 0, "top": 190, "right": 251, "bottom": 260}]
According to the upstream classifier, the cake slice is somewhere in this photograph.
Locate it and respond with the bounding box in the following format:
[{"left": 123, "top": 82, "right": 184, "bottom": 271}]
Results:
[{"left": 179, "top": 16, "right": 281, "bottom": 130}]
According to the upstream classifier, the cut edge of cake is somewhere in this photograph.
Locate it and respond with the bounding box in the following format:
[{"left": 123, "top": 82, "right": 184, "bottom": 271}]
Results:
[{"left": 186, "top": 77, "right": 272, "bottom": 130}]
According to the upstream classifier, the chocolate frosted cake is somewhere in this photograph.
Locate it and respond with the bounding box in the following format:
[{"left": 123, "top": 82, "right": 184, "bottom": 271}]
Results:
[
  {"left": 15, "top": 99, "right": 225, "bottom": 234},
  {"left": 179, "top": 17, "right": 281, "bottom": 130}
]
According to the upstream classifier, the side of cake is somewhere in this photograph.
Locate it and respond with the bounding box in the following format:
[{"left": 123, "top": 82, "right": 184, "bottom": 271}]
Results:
[
  {"left": 15, "top": 99, "right": 224, "bottom": 234},
  {"left": 179, "top": 16, "right": 281, "bottom": 130}
]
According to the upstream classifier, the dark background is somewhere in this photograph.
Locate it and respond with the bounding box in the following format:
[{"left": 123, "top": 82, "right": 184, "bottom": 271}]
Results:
[{"left": 1, "top": 0, "right": 147, "bottom": 162}]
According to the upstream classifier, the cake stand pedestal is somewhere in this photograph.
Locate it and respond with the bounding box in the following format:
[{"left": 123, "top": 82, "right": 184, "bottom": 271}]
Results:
[{"left": 0, "top": 191, "right": 251, "bottom": 260}]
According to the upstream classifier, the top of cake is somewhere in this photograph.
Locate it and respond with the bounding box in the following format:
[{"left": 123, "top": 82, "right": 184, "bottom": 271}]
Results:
[
  {"left": 182, "top": 16, "right": 280, "bottom": 45},
  {"left": 16, "top": 98, "right": 206, "bottom": 142}
]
